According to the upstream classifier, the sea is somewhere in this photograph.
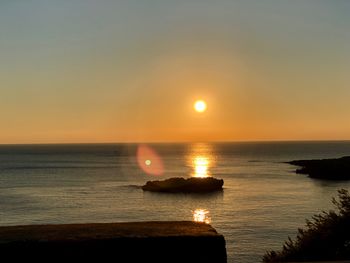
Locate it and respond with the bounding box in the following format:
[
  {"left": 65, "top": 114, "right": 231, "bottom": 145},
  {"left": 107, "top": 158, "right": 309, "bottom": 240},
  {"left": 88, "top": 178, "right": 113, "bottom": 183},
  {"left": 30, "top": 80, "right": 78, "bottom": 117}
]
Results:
[{"left": 1, "top": 141, "right": 350, "bottom": 263}]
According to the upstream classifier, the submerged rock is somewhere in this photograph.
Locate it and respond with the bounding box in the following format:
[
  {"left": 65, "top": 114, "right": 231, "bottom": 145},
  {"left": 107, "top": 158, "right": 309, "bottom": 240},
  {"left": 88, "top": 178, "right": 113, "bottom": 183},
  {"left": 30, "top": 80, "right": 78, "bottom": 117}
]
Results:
[
  {"left": 287, "top": 156, "right": 350, "bottom": 180},
  {"left": 142, "top": 177, "right": 224, "bottom": 193}
]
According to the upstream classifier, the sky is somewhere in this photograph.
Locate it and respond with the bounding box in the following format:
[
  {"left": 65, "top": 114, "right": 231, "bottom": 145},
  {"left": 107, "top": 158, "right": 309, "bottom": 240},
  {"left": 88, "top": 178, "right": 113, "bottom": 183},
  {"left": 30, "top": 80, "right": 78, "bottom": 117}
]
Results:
[{"left": 1, "top": 0, "right": 350, "bottom": 144}]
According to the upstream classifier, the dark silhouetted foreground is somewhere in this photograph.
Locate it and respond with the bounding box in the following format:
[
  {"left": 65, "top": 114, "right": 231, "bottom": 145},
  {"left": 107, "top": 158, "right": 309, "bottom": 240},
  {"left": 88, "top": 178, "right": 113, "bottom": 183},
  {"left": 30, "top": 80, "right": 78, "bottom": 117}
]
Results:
[
  {"left": 288, "top": 156, "right": 350, "bottom": 180},
  {"left": 263, "top": 189, "right": 350, "bottom": 262},
  {"left": 142, "top": 177, "right": 224, "bottom": 193},
  {"left": 0, "top": 221, "right": 226, "bottom": 262}
]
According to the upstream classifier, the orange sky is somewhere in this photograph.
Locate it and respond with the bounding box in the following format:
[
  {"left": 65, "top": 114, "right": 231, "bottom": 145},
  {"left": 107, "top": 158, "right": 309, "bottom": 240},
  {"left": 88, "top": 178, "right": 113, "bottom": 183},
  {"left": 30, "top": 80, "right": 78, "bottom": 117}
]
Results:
[{"left": 1, "top": 1, "right": 350, "bottom": 144}]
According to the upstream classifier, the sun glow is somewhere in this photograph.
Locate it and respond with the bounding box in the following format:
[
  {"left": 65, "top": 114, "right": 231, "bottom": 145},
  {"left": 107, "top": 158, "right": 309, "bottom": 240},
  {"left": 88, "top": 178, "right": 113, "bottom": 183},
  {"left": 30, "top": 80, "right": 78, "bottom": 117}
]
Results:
[{"left": 194, "top": 100, "right": 207, "bottom": 113}]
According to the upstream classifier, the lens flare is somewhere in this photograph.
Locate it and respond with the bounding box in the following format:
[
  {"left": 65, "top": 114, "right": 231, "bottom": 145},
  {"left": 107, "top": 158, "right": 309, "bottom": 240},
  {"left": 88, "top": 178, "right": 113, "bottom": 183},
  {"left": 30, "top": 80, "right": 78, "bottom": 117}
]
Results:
[{"left": 137, "top": 145, "right": 164, "bottom": 176}]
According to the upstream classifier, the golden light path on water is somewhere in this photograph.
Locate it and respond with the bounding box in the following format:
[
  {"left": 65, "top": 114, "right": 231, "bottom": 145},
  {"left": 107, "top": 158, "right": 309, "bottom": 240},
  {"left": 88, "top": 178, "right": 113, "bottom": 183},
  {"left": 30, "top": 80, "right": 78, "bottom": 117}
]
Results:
[
  {"left": 193, "top": 156, "right": 210, "bottom": 178},
  {"left": 188, "top": 143, "right": 215, "bottom": 178},
  {"left": 188, "top": 144, "right": 215, "bottom": 224}
]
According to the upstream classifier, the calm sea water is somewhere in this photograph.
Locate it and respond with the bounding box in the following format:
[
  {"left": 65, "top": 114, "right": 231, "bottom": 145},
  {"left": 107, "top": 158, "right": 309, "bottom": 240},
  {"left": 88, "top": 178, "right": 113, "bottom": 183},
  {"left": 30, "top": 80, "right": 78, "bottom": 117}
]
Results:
[{"left": 1, "top": 142, "right": 350, "bottom": 262}]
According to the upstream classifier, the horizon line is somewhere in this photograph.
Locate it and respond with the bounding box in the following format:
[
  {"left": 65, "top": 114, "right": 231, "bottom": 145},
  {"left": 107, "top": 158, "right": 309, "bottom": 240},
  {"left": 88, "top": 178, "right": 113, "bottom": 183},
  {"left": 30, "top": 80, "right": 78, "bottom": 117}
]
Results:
[{"left": 1, "top": 139, "right": 350, "bottom": 146}]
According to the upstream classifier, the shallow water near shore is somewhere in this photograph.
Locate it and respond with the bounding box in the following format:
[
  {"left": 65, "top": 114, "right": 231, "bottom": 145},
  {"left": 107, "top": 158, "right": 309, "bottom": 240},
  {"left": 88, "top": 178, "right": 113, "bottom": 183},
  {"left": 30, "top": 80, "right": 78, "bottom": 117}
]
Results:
[{"left": 1, "top": 141, "right": 350, "bottom": 262}]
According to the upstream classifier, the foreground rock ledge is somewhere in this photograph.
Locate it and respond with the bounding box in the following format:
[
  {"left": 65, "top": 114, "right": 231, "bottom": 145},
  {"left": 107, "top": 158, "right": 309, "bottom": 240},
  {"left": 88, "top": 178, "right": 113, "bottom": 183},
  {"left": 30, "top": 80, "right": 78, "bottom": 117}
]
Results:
[
  {"left": 142, "top": 177, "right": 224, "bottom": 193},
  {"left": 288, "top": 156, "right": 350, "bottom": 180},
  {"left": 0, "top": 221, "right": 227, "bottom": 263}
]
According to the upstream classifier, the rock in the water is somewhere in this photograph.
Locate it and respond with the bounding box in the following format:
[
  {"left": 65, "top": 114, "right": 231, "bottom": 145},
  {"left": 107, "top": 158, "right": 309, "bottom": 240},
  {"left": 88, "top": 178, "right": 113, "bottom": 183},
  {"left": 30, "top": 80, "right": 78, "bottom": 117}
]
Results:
[
  {"left": 142, "top": 177, "right": 224, "bottom": 193},
  {"left": 287, "top": 156, "right": 350, "bottom": 180}
]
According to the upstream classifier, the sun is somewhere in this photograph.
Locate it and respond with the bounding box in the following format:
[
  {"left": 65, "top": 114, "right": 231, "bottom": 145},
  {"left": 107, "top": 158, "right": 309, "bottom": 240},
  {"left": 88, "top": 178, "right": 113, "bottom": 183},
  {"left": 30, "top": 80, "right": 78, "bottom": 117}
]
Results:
[{"left": 194, "top": 100, "right": 207, "bottom": 113}]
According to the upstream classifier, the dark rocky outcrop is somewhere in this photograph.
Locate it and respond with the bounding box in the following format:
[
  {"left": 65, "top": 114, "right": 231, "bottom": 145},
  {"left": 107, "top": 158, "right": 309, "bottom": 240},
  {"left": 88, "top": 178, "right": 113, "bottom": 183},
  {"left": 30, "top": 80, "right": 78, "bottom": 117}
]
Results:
[
  {"left": 0, "top": 221, "right": 227, "bottom": 263},
  {"left": 142, "top": 177, "right": 224, "bottom": 193},
  {"left": 287, "top": 156, "right": 350, "bottom": 180}
]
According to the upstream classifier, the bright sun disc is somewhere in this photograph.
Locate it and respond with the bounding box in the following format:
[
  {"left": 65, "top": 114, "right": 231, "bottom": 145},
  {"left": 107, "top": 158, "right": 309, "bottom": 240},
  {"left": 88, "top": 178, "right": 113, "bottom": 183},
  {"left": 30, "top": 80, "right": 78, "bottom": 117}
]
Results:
[{"left": 194, "top": 100, "right": 207, "bottom": 113}]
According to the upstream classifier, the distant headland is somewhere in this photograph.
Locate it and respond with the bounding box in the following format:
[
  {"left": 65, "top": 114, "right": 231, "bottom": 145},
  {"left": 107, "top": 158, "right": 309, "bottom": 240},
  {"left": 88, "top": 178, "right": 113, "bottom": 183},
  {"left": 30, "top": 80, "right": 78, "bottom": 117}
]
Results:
[{"left": 287, "top": 156, "right": 350, "bottom": 180}]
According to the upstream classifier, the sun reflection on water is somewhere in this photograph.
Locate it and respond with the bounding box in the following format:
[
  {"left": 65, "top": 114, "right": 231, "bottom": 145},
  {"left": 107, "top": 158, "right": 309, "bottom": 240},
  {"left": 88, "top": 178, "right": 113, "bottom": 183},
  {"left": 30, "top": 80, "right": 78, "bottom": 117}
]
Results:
[
  {"left": 193, "top": 156, "right": 209, "bottom": 177},
  {"left": 188, "top": 143, "right": 215, "bottom": 178},
  {"left": 192, "top": 209, "right": 211, "bottom": 224}
]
